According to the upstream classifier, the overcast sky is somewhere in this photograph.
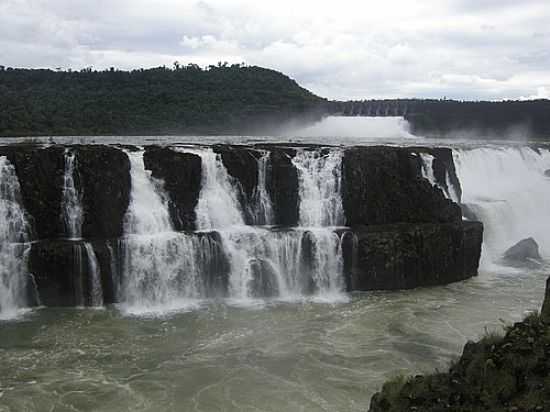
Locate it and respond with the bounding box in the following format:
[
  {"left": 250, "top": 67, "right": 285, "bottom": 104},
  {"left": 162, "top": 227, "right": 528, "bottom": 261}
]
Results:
[{"left": 1, "top": 0, "right": 549, "bottom": 100}]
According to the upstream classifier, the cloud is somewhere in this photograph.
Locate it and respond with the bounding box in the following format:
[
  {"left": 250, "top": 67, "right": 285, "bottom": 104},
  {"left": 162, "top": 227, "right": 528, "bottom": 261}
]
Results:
[{"left": 0, "top": 0, "right": 549, "bottom": 100}]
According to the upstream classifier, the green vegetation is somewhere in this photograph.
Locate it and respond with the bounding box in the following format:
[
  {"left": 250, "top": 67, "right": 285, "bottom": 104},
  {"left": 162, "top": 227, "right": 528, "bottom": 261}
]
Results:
[
  {"left": 0, "top": 64, "right": 325, "bottom": 136},
  {"left": 2, "top": 64, "right": 549, "bottom": 139},
  {"left": 369, "top": 278, "right": 550, "bottom": 412}
]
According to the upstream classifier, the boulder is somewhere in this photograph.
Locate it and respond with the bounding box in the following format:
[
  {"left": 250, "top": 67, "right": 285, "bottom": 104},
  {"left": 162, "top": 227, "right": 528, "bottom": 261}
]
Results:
[
  {"left": 143, "top": 146, "right": 202, "bottom": 231},
  {"left": 76, "top": 146, "right": 131, "bottom": 239},
  {"left": 342, "top": 146, "right": 462, "bottom": 226},
  {"left": 503, "top": 237, "right": 541, "bottom": 264},
  {"left": 342, "top": 221, "right": 483, "bottom": 290}
]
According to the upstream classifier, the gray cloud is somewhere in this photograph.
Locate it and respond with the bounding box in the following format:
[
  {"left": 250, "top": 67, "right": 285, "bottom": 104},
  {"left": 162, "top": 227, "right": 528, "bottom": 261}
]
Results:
[{"left": 0, "top": 0, "right": 549, "bottom": 100}]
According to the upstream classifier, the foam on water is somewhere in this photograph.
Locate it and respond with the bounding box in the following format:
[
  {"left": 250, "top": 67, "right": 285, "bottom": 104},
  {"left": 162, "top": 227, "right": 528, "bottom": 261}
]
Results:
[{"left": 454, "top": 147, "right": 550, "bottom": 270}]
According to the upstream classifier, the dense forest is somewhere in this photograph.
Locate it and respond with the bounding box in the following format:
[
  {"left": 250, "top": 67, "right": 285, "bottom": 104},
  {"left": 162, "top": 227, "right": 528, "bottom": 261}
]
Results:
[
  {"left": 1, "top": 65, "right": 549, "bottom": 138},
  {"left": 0, "top": 64, "right": 326, "bottom": 136}
]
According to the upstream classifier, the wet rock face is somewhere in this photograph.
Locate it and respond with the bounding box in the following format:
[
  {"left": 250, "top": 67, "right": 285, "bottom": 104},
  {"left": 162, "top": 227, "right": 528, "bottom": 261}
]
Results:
[
  {"left": 266, "top": 148, "right": 299, "bottom": 226},
  {"left": 143, "top": 146, "right": 202, "bottom": 231},
  {"left": 542, "top": 277, "right": 550, "bottom": 323},
  {"left": 4, "top": 146, "right": 66, "bottom": 239},
  {"left": 214, "top": 145, "right": 259, "bottom": 221},
  {"left": 29, "top": 240, "right": 89, "bottom": 306},
  {"left": 76, "top": 146, "right": 131, "bottom": 239},
  {"left": 342, "top": 146, "right": 462, "bottom": 227},
  {"left": 343, "top": 221, "right": 483, "bottom": 291},
  {"left": 28, "top": 239, "right": 118, "bottom": 306},
  {"left": 427, "top": 147, "right": 462, "bottom": 201},
  {"left": 503, "top": 237, "right": 541, "bottom": 264}
]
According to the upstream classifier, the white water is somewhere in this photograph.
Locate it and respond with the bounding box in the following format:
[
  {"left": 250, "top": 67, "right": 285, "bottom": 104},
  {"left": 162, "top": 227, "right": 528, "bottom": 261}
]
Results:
[
  {"left": 84, "top": 242, "right": 103, "bottom": 307},
  {"left": 454, "top": 147, "right": 550, "bottom": 269},
  {"left": 0, "top": 157, "right": 31, "bottom": 319},
  {"left": 123, "top": 151, "right": 173, "bottom": 235},
  {"left": 419, "top": 153, "right": 459, "bottom": 202},
  {"left": 61, "top": 150, "right": 83, "bottom": 239},
  {"left": 179, "top": 147, "right": 346, "bottom": 302},
  {"left": 249, "top": 151, "right": 274, "bottom": 225},
  {"left": 293, "top": 149, "right": 345, "bottom": 227},
  {"left": 182, "top": 148, "right": 245, "bottom": 230},
  {"left": 121, "top": 151, "right": 206, "bottom": 313},
  {"left": 288, "top": 116, "right": 417, "bottom": 140}
]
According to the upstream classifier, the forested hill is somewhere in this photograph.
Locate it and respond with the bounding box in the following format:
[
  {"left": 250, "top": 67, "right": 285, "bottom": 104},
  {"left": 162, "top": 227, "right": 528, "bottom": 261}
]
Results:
[
  {"left": 2, "top": 64, "right": 550, "bottom": 138},
  {"left": 0, "top": 65, "right": 326, "bottom": 136}
]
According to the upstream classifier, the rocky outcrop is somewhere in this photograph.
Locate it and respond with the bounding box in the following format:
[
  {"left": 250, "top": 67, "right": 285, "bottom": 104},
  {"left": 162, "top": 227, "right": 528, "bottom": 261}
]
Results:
[
  {"left": 143, "top": 146, "right": 202, "bottom": 231},
  {"left": 76, "top": 146, "right": 131, "bottom": 239},
  {"left": 4, "top": 145, "right": 66, "bottom": 239},
  {"left": 266, "top": 147, "right": 299, "bottom": 226},
  {"left": 342, "top": 221, "right": 483, "bottom": 291},
  {"left": 503, "top": 237, "right": 542, "bottom": 266},
  {"left": 342, "top": 146, "right": 462, "bottom": 227},
  {"left": 214, "top": 145, "right": 260, "bottom": 222},
  {"left": 369, "top": 276, "right": 550, "bottom": 412}
]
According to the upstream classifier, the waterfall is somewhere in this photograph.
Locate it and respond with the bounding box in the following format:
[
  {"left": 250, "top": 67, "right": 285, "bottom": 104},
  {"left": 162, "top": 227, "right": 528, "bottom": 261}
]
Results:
[
  {"left": 0, "top": 157, "right": 32, "bottom": 319},
  {"left": 61, "top": 149, "right": 83, "bottom": 239},
  {"left": 292, "top": 149, "right": 345, "bottom": 227},
  {"left": 123, "top": 151, "right": 173, "bottom": 235},
  {"left": 454, "top": 147, "right": 550, "bottom": 268},
  {"left": 420, "top": 153, "right": 459, "bottom": 202},
  {"left": 120, "top": 151, "right": 212, "bottom": 313},
  {"left": 221, "top": 228, "right": 344, "bottom": 300},
  {"left": 181, "top": 147, "right": 346, "bottom": 301},
  {"left": 84, "top": 242, "right": 103, "bottom": 307},
  {"left": 181, "top": 148, "right": 245, "bottom": 230},
  {"left": 117, "top": 146, "right": 348, "bottom": 310},
  {"left": 249, "top": 152, "right": 274, "bottom": 225}
]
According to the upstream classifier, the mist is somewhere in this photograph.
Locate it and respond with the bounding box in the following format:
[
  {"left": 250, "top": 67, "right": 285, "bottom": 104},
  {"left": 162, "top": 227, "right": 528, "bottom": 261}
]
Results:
[{"left": 281, "top": 116, "right": 418, "bottom": 140}]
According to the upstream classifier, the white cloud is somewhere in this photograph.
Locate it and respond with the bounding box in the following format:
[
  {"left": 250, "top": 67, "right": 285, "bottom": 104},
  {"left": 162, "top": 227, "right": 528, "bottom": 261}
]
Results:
[{"left": 0, "top": 0, "right": 549, "bottom": 100}]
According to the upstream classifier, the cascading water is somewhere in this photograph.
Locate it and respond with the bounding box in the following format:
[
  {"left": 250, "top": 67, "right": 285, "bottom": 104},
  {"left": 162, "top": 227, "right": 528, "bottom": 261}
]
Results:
[
  {"left": 84, "top": 242, "right": 103, "bottom": 307},
  {"left": 0, "top": 157, "right": 32, "bottom": 319},
  {"left": 181, "top": 147, "right": 346, "bottom": 301},
  {"left": 454, "top": 147, "right": 550, "bottom": 269},
  {"left": 61, "top": 149, "right": 83, "bottom": 239},
  {"left": 291, "top": 149, "right": 346, "bottom": 297},
  {"left": 420, "top": 153, "right": 459, "bottom": 202},
  {"left": 249, "top": 151, "right": 274, "bottom": 225},
  {"left": 120, "top": 151, "right": 220, "bottom": 313},
  {"left": 292, "top": 149, "right": 345, "bottom": 227}
]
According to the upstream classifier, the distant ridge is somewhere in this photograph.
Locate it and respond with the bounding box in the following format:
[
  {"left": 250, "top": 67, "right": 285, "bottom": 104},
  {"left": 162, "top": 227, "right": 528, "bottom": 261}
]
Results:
[
  {"left": 0, "top": 64, "right": 325, "bottom": 137},
  {"left": 1, "top": 65, "right": 549, "bottom": 139}
]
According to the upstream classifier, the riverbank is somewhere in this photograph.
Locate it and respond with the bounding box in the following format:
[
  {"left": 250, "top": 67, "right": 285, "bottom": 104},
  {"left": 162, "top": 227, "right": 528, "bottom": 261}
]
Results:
[{"left": 369, "top": 276, "right": 550, "bottom": 412}]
